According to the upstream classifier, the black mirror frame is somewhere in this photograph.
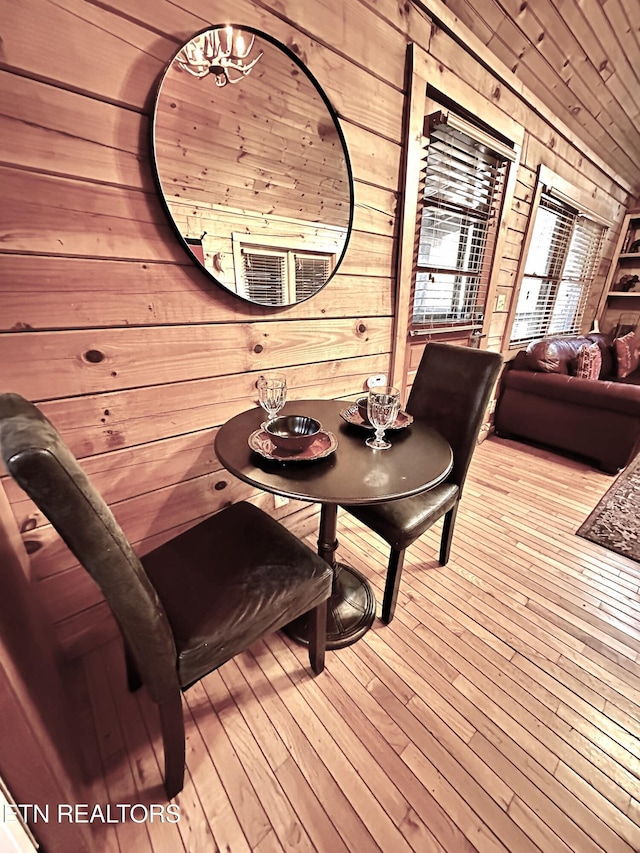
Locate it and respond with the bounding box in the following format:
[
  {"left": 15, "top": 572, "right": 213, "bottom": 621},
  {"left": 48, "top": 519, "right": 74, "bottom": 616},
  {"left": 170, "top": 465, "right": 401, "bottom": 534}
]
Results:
[{"left": 150, "top": 24, "right": 355, "bottom": 307}]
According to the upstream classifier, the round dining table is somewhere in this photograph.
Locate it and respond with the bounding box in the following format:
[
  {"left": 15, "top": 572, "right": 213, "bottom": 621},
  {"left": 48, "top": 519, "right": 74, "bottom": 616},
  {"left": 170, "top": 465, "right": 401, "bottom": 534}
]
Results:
[{"left": 215, "top": 398, "right": 453, "bottom": 649}]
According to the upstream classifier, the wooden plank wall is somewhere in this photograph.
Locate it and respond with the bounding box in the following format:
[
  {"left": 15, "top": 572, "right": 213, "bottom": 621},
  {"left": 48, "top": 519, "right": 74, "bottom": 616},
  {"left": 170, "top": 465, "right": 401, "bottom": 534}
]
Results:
[
  {"left": 0, "top": 0, "right": 632, "bottom": 657},
  {"left": 0, "top": 488, "right": 93, "bottom": 853}
]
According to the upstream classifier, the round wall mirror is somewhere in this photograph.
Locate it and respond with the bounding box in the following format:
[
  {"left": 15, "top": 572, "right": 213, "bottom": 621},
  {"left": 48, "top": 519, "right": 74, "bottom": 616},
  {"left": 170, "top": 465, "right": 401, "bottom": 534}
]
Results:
[{"left": 152, "top": 25, "right": 354, "bottom": 306}]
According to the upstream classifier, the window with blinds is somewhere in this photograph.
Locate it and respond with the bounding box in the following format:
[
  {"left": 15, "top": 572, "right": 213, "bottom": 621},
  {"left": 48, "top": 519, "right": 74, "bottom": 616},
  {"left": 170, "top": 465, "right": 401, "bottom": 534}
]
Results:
[
  {"left": 243, "top": 249, "right": 287, "bottom": 304},
  {"left": 509, "top": 193, "right": 607, "bottom": 346},
  {"left": 241, "top": 248, "right": 332, "bottom": 304},
  {"left": 411, "top": 112, "right": 513, "bottom": 334},
  {"left": 295, "top": 255, "right": 331, "bottom": 301}
]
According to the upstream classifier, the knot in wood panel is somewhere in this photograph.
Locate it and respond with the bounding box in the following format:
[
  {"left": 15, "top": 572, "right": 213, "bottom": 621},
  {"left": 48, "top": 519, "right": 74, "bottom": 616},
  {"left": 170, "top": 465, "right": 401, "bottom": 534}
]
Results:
[{"left": 285, "top": 38, "right": 305, "bottom": 64}]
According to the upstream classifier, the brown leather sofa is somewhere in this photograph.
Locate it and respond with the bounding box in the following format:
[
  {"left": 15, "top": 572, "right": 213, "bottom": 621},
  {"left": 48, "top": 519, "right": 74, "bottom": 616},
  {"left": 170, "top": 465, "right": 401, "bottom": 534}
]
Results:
[{"left": 494, "top": 333, "right": 640, "bottom": 473}]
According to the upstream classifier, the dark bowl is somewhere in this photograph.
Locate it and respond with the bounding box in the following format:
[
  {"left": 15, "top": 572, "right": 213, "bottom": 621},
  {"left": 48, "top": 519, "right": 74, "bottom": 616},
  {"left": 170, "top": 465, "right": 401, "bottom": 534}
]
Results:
[
  {"left": 356, "top": 396, "right": 371, "bottom": 424},
  {"left": 265, "top": 415, "right": 322, "bottom": 452}
]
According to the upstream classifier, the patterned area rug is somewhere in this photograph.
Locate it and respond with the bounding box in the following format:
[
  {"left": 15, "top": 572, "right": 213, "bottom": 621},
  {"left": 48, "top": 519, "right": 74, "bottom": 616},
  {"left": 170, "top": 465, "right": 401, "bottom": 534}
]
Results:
[{"left": 577, "top": 454, "right": 640, "bottom": 562}]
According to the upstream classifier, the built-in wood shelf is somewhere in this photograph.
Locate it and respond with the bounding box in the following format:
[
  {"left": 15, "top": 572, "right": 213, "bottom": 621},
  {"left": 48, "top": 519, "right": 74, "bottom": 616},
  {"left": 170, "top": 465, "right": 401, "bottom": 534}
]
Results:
[{"left": 597, "top": 207, "right": 640, "bottom": 329}]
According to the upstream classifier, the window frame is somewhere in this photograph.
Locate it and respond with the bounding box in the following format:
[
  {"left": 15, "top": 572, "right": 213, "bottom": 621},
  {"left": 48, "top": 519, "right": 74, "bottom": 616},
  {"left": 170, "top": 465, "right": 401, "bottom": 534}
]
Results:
[
  {"left": 390, "top": 43, "right": 523, "bottom": 390},
  {"left": 232, "top": 232, "right": 336, "bottom": 304},
  {"left": 410, "top": 109, "right": 517, "bottom": 336},
  {"left": 506, "top": 166, "right": 613, "bottom": 349}
]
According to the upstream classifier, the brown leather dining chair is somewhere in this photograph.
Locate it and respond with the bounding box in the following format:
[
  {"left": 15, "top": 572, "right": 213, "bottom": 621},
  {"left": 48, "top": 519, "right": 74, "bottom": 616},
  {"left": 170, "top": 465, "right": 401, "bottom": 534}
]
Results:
[
  {"left": 0, "top": 393, "right": 332, "bottom": 800},
  {"left": 341, "top": 343, "right": 502, "bottom": 623}
]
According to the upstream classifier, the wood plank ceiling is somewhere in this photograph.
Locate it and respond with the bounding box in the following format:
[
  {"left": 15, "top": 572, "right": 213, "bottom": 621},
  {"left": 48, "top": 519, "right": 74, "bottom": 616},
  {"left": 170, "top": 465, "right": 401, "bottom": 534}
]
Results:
[{"left": 427, "top": 0, "right": 640, "bottom": 197}]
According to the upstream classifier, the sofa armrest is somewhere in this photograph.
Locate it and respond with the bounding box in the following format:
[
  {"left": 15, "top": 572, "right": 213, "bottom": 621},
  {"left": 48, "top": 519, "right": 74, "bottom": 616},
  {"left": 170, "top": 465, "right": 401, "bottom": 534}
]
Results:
[{"left": 501, "top": 370, "right": 640, "bottom": 417}]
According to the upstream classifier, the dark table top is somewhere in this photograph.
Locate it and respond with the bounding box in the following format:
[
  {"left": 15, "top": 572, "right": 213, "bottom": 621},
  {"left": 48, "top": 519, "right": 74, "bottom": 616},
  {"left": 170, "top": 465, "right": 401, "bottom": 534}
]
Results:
[{"left": 215, "top": 399, "right": 453, "bottom": 506}]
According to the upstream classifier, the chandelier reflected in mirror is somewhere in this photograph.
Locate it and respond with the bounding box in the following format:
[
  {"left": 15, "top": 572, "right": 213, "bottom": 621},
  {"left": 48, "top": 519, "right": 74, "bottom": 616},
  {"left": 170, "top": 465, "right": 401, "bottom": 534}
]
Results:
[{"left": 175, "top": 27, "right": 263, "bottom": 86}]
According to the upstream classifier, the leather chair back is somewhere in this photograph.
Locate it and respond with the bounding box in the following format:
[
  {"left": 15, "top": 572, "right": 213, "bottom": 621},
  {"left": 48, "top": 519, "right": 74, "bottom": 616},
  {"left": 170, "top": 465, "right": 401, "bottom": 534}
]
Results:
[
  {"left": 0, "top": 393, "right": 179, "bottom": 704},
  {"left": 406, "top": 343, "right": 503, "bottom": 489}
]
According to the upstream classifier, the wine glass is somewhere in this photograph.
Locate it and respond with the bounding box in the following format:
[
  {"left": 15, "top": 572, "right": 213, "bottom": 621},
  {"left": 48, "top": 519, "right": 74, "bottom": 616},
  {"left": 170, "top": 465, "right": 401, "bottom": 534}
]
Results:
[
  {"left": 257, "top": 373, "right": 287, "bottom": 425},
  {"left": 366, "top": 386, "right": 400, "bottom": 450}
]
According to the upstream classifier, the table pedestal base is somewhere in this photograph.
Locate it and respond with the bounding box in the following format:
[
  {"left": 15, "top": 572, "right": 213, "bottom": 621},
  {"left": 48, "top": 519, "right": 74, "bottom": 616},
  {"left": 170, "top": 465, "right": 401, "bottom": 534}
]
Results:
[{"left": 284, "top": 562, "right": 376, "bottom": 650}]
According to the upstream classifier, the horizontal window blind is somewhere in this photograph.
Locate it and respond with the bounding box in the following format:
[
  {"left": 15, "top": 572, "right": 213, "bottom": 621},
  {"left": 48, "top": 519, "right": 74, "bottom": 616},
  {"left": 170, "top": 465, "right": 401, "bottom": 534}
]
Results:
[
  {"left": 510, "top": 194, "right": 606, "bottom": 346},
  {"left": 242, "top": 250, "right": 287, "bottom": 305},
  {"left": 242, "top": 248, "right": 333, "bottom": 304},
  {"left": 295, "top": 255, "right": 331, "bottom": 301},
  {"left": 411, "top": 113, "right": 511, "bottom": 333}
]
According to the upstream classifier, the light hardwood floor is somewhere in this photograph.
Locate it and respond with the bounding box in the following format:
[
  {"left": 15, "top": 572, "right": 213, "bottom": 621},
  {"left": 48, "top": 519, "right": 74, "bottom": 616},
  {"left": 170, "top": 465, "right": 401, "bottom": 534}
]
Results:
[{"left": 66, "top": 436, "right": 640, "bottom": 853}]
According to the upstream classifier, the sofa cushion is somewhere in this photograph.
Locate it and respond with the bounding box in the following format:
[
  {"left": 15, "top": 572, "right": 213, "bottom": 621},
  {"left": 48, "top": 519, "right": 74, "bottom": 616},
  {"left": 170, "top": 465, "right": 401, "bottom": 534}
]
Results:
[
  {"left": 525, "top": 336, "right": 593, "bottom": 375},
  {"left": 614, "top": 330, "right": 640, "bottom": 379},
  {"left": 576, "top": 342, "right": 602, "bottom": 380},
  {"left": 586, "top": 332, "right": 616, "bottom": 379}
]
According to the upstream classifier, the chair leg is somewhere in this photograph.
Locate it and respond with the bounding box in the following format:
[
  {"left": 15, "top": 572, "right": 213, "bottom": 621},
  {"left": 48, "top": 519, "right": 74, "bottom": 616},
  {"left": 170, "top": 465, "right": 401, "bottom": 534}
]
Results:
[
  {"left": 381, "top": 547, "right": 406, "bottom": 624},
  {"left": 158, "top": 693, "right": 186, "bottom": 800},
  {"left": 307, "top": 598, "right": 327, "bottom": 675},
  {"left": 439, "top": 503, "right": 459, "bottom": 565}
]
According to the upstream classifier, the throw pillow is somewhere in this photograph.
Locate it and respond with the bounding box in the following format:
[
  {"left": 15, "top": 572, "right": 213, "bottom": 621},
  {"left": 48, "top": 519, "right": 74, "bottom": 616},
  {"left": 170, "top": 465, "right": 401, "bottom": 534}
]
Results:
[
  {"left": 614, "top": 331, "right": 640, "bottom": 379},
  {"left": 575, "top": 342, "right": 602, "bottom": 380}
]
